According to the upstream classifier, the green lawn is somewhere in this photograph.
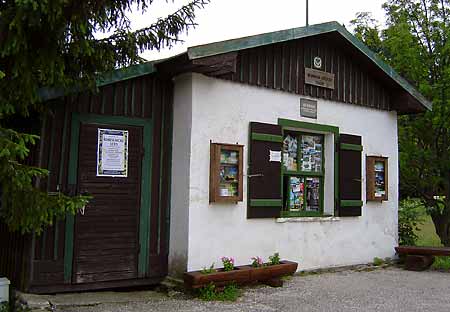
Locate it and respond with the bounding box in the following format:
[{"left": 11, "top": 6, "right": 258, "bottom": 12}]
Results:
[
  {"left": 415, "top": 213, "right": 450, "bottom": 270},
  {"left": 416, "top": 215, "right": 442, "bottom": 246}
]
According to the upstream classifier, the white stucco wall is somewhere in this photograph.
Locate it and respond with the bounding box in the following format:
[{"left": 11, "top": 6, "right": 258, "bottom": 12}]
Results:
[
  {"left": 171, "top": 72, "right": 399, "bottom": 273},
  {"left": 169, "top": 74, "right": 193, "bottom": 275}
]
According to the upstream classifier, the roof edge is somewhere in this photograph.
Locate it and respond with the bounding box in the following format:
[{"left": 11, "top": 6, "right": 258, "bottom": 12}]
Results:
[
  {"left": 186, "top": 21, "right": 431, "bottom": 112},
  {"left": 38, "top": 61, "right": 157, "bottom": 102},
  {"left": 97, "top": 62, "right": 156, "bottom": 87},
  {"left": 39, "top": 21, "right": 432, "bottom": 112},
  {"left": 187, "top": 21, "right": 339, "bottom": 60}
]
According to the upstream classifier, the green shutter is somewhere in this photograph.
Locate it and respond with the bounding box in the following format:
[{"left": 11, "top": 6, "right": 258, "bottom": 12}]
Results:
[
  {"left": 338, "top": 134, "right": 363, "bottom": 217},
  {"left": 247, "top": 122, "right": 283, "bottom": 218}
]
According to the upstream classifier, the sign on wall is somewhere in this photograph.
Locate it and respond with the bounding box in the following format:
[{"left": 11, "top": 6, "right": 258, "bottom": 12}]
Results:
[
  {"left": 97, "top": 128, "right": 129, "bottom": 177},
  {"left": 313, "top": 56, "right": 322, "bottom": 69},
  {"left": 300, "top": 98, "right": 318, "bottom": 119},
  {"left": 305, "top": 68, "right": 335, "bottom": 90}
]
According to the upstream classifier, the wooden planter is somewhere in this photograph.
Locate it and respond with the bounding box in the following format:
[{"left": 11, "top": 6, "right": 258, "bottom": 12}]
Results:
[
  {"left": 183, "top": 260, "right": 298, "bottom": 289},
  {"left": 247, "top": 260, "right": 298, "bottom": 282}
]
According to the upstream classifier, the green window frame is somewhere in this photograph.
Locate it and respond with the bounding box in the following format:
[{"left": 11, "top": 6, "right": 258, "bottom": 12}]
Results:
[{"left": 278, "top": 118, "right": 339, "bottom": 218}]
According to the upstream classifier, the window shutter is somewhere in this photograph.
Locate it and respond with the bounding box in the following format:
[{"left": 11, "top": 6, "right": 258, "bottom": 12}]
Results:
[
  {"left": 247, "top": 122, "right": 283, "bottom": 218},
  {"left": 338, "top": 134, "right": 363, "bottom": 217}
]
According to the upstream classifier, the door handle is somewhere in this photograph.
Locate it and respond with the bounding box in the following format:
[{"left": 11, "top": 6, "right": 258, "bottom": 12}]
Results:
[{"left": 248, "top": 174, "right": 264, "bottom": 178}]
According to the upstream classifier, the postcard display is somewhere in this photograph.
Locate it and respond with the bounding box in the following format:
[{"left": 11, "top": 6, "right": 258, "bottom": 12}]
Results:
[
  {"left": 366, "top": 156, "right": 388, "bottom": 201},
  {"left": 210, "top": 143, "right": 243, "bottom": 203},
  {"left": 283, "top": 133, "right": 322, "bottom": 212}
]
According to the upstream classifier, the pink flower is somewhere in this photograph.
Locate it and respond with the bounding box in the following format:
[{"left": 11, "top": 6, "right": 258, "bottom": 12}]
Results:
[{"left": 251, "top": 256, "right": 264, "bottom": 266}]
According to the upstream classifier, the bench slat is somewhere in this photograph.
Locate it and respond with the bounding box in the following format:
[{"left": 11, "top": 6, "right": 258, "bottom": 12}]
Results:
[{"left": 395, "top": 246, "right": 450, "bottom": 257}]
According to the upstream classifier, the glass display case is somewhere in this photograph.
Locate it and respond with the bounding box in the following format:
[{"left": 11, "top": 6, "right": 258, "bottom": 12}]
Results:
[
  {"left": 282, "top": 131, "right": 324, "bottom": 215},
  {"left": 366, "top": 156, "right": 388, "bottom": 201},
  {"left": 210, "top": 143, "right": 243, "bottom": 203}
]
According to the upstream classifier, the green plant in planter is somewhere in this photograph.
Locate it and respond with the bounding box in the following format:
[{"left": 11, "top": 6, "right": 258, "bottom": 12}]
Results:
[
  {"left": 221, "top": 256, "right": 235, "bottom": 271},
  {"left": 269, "top": 252, "right": 281, "bottom": 265},
  {"left": 200, "top": 263, "right": 216, "bottom": 275},
  {"left": 251, "top": 256, "right": 264, "bottom": 267}
]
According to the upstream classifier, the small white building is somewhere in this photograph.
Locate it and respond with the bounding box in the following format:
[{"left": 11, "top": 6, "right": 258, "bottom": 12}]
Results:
[
  {"left": 1, "top": 22, "right": 431, "bottom": 293},
  {"left": 167, "top": 21, "right": 431, "bottom": 275}
]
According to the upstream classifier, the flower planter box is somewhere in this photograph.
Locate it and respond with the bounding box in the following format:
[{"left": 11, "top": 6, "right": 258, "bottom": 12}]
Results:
[
  {"left": 183, "top": 260, "right": 298, "bottom": 289},
  {"left": 183, "top": 267, "right": 251, "bottom": 289},
  {"left": 247, "top": 260, "right": 298, "bottom": 282}
]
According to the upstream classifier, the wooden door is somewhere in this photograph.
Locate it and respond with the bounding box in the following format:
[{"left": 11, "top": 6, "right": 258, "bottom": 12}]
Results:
[{"left": 73, "top": 123, "right": 143, "bottom": 284}]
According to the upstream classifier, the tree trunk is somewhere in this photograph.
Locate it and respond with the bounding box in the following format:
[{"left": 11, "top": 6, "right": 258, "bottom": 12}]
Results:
[{"left": 431, "top": 202, "right": 450, "bottom": 247}]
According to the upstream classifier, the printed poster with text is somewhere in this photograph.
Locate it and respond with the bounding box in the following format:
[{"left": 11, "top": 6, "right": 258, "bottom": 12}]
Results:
[{"left": 97, "top": 128, "right": 129, "bottom": 177}]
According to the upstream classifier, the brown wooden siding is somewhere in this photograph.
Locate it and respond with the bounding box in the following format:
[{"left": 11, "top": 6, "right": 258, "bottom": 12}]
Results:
[
  {"left": 1, "top": 129, "right": 38, "bottom": 290},
  {"left": 29, "top": 74, "right": 173, "bottom": 289},
  {"left": 217, "top": 36, "right": 391, "bottom": 110},
  {"left": 0, "top": 223, "right": 31, "bottom": 290}
]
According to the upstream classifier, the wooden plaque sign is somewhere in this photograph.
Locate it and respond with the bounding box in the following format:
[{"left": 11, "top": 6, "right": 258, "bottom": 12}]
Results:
[{"left": 305, "top": 68, "right": 335, "bottom": 90}]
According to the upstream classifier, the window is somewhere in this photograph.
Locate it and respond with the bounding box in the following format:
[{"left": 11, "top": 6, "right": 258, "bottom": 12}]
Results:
[
  {"left": 282, "top": 131, "right": 324, "bottom": 216},
  {"left": 247, "top": 119, "right": 362, "bottom": 219}
]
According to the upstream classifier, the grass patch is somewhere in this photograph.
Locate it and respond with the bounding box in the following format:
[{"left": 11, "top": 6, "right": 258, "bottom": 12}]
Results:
[
  {"left": 433, "top": 257, "right": 450, "bottom": 271},
  {"left": 280, "top": 275, "right": 293, "bottom": 281},
  {"left": 373, "top": 257, "right": 384, "bottom": 266},
  {"left": 414, "top": 209, "right": 450, "bottom": 271},
  {"left": 197, "top": 283, "right": 240, "bottom": 301},
  {"left": 415, "top": 214, "right": 441, "bottom": 247}
]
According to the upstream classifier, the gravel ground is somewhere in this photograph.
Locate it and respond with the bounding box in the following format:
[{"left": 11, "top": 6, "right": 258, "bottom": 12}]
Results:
[{"left": 57, "top": 267, "right": 450, "bottom": 312}]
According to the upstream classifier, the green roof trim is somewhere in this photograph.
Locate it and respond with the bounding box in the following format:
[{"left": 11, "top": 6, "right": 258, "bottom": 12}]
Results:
[
  {"left": 187, "top": 22, "right": 336, "bottom": 59},
  {"left": 38, "top": 61, "right": 157, "bottom": 102},
  {"left": 97, "top": 61, "right": 156, "bottom": 87},
  {"left": 38, "top": 21, "right": 431, "bottom": 111},
  {"left": 187, "top": 21, "right": 431, "bottom": 111}
]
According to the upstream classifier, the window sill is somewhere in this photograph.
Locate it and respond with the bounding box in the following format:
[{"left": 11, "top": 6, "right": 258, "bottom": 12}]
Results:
[{"left": 276, "top": 216, "right": 341, "bottom": 223}]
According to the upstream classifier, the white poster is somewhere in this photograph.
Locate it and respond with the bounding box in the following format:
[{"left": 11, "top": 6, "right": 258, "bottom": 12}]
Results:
[
  {"left": 269, "top": 150, "right": 282, "bottom": 162},
  {"left": 97, "top": 128, "right": 128, "bottom": 177}
]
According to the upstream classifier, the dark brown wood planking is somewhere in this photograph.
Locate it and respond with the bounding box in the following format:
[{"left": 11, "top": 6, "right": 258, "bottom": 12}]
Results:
[{"left": 72, "top": 123, "right": 142, "bottom": 284}]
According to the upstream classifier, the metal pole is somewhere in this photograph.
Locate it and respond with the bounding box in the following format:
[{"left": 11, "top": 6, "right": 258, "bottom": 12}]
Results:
[{"left": 306, "top": 0, "right": 309, "bottom": 27}]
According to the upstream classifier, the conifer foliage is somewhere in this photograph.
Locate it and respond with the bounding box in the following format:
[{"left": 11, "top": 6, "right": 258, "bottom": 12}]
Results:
[{"left": 0, "top": 0, "right": 209, "bottom": 233}]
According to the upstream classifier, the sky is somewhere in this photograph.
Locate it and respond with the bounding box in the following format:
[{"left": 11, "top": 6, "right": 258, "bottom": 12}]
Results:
[{"left": 128, "top": 0, "right": 387, "bottom": 61}]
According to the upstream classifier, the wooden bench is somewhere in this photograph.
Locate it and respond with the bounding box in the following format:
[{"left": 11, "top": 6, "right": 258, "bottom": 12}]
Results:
[{"left": 395, "top": 246, "right": 450, "bottom": 271}]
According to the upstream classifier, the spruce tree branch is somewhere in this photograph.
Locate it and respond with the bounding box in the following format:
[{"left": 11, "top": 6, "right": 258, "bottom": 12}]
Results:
[{"left": 100, "top": 0, "right": 209, "bottom": 52}]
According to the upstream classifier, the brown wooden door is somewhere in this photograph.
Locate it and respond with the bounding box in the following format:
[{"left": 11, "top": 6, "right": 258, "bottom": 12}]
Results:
[{"left": 73, "top": 123, "right": 143, "bottom": 284}]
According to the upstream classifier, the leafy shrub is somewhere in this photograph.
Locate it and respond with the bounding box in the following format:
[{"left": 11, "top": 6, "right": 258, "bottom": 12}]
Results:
[
  {"left": 398, "top": 199, "right": 424, "bottom": 246},
  {"left": 432, "top": 257, "right": 450, "bottom": 271},
  {"left": 0, "top": 303, "right": 9, "bottom": 312},
  {"left": 197, "top": 283, "right": 240, "bottom": 301},
  {"left": 373, "top": 257, "right": 384, "bottom": 266},
  {"left": 198, "top": 283, "right": 216, "bottom": 301}
]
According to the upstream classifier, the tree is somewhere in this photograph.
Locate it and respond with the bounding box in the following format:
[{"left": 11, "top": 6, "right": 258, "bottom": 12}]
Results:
[
  {"left": 350, "top": 12, "right": 384, "bottom": 55},
  {"left": 0, "top": 0, "right": 209, "bottom": 234},
  {"left": 351, "top": 1, "right": 450, "bottom": 246}
]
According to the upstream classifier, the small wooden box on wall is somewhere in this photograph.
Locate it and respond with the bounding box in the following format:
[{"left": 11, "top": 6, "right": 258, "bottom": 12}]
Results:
[
  {"left": 366, "top": 156, "right": 388, "bottom": 202},
  {"left": 210, "top": 143, "right": 244, "bottom": 203}
]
